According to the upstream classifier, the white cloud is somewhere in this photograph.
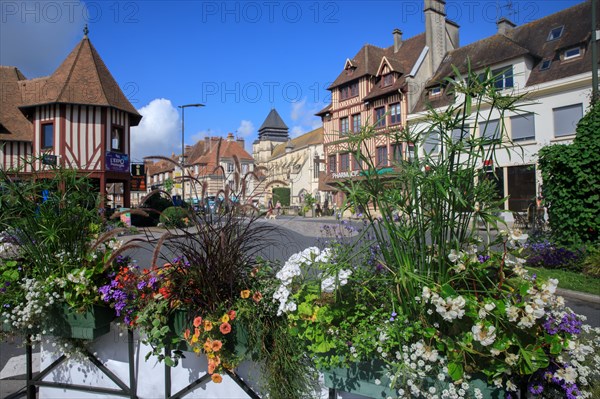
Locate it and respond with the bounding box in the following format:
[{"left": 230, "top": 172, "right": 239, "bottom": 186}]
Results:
[
  {"left": 236, "top": 120, "right": 255, "bottom": 138},
  {"left": 290, "top": 126, "right": 305, "bottom": 137},
  {"left": 130, "top": 98, "right": 180, "bottom": 162},
  {"left": 289, "top": 98, "right": 323, "bottom": 138},
  {"left": 0, "top": 1, "right": 86, "bottom": 77}
]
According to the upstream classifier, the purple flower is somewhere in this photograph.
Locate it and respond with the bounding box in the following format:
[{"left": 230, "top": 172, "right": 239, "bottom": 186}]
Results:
[
  {"left": 528, "top": 383, "right": 544, "bottom": 395},
  {"left": 137, "top": 281, "right": 146, "bottom": 290},
  {"left": 478, "top": 255, "right": 490, "bottom": 263}
]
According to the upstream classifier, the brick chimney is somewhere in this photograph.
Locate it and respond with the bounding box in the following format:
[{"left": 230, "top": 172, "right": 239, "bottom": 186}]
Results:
[
  {"left": 425, "top": 0, "right": 447, "bottom": 74},
  {"left": 393, "top": 28, "right": 403, "bottom": 53},
  {"left": 497, "top": 17, "right": 516, "bottom": 35},
  {"left": 226, "top": 132, "right": 234, "bottom": 141}
]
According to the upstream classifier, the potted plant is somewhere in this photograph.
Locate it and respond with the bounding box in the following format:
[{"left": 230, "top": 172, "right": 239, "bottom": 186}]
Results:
[{"left": 0, "top": 165, "right": 124, "bottom": 342}]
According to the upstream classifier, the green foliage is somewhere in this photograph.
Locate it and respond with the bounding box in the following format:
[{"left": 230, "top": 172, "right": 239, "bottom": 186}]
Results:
[
  {"left": 272, "top": 187, "right": 290, "bottom": 207},
  {"left": 581, "top": 245, "right": 600, "bottom": 278},
  {"left": 538, "top": 102, "right": 600, "bottom": 246},
  {"left": 163, "top": 178, "right": 174, "bottom": 194},
  {"left": 341, "top": 63, "right": 520, "bottom": 318},
  {"left": 159, "top": 206, "right": 191, "bottom": 228}
]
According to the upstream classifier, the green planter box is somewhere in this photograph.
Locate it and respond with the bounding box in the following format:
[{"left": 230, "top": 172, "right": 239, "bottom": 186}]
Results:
[
  {"left": 51, "top": 304, "right": 114, "bottom": 340},
  {"left": 322, "top": 361, "right": 505, "bottom": 399}
]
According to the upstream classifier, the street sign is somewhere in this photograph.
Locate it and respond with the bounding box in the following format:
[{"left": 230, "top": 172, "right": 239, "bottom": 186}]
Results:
[
  {"left": 131, "top": 163, "right": 145, "bottom": 176},
  {"left": 130, "top": 175, "right": 147, "bottom": 191}
]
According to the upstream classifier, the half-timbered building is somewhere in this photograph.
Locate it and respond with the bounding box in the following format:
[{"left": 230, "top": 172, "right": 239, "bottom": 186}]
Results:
[
  {"left": 0, "top": 30, "right": 141, "bottom": 207},
  {"left": 317, "top": 0, "right": 458, "bottom": 208}
]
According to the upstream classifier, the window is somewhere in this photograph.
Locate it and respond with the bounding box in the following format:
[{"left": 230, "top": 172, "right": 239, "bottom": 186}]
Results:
[
  {"left": 376, "top": 146, "right": 388, "bottom": 167},
  {"left": 540, "top": 60, "right": 552, "bottom": 71},
  {"left": 492, "top": 66, "right": 513, "bottom": 90},
  {"left": 352, "top": 113, "right": 361, "bottom": 133},
  {"left": 423, "top": 131, "right": 440, "bottom": 154},
  {"left": 389, "top": 103, "right": 401, "bottom": 125},
  {"left": 510, "top": 113, "right": 535, "bottom": 142},
  {"left": 111, "top": 126, "right": 124, "bottom": 152},
  {"left": 481, "top": 119, "right": 501, "bottom": 141},
  {"left": 339, "top": 153, "right": 350, "bottom": 172},
  {"left": 451, "top": 124, "right": 470, "bottom": 143},
  {"left": 340, "top": 117, "right": 349, "bottom": 135},
  {"left": 313, "top": 160, "right": 320, "bottom": 178},
  {"left": 391, "top": 143, "right": 402, "bottom": 163},
  {"left": 547, "top": 26, "right": 564, "bottom": 41},
  {"left": 553, "top": 104, "right": 583, "bottom": 137},
  {"left": 383, "top": 73, "right": 393, "bottom": 87},
  {"left": 41, "top": 123, "right": 54, "bottom": 149},
  {"left": 406, "top": 142, "right": 415, "bottom": 161},
  {"left": 482, "top": 167, "right": 505, "bottom": 201},
  {"left": 328, "top": 154, "right": 337, "bottom": 173},
  {"left": 429, "top": 86, "right": 441, "bottom": 96},
  {"left": 352, "top": 154, "right": 361, "bottom": 170},
  {"left": 227, "top": 163, "right": 234, "bottom": 172},
  {"left": 375, "top": 107, "right": 386, "bottom": 128},
  {"left": 242, "top": 164, "right": 248, "bottom": 174},
  {"left": 507, "top": 165, "right": 536, "bottom": 211},
  {"left": 340, "top": 82, "right": 359, "bottom": 100},
  {"left": 564, "top": 47, "right": 581, "bottom": 60}
]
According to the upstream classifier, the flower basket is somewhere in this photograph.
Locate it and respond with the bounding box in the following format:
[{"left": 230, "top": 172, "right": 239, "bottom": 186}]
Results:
[
  {"left": 322, "top": 361, "right": 506, "bottom": 399},
  {"left": 321, "top": 360, "right": 396, "bottom": 398},
  {"left": 50, "top": 304, "right": 114, "bottom": 340}
]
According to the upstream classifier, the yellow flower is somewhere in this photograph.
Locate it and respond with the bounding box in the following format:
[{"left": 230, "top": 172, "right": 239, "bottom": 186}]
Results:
[
  {"left": 211, "top": 373, "right": 223, "bottom": 383},
  {"left": 240, "top": 290, "right": 251, "bottom": 299},
  {"left": 221, "top": 314, "right": 230, "bottom": 323},
  {"left": 204, "top": 320, "right": 213, "bottom": 331}
]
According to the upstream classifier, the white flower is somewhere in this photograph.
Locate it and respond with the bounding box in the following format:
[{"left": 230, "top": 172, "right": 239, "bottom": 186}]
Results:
[
  {"left": 448, "top": 249, "right": 461, "bottom": 263},
  {"left": 505, "top": 353, "right": 519, "bottom": 366},
  {"left": 555, "top": 366, "right": 578, "bottom": 384},
  {"left": 506, "top": 305, "right": 519, "bottom": 322},
  {"left": 471, "top": 323, "right": 496, "bottom": 346},
  {"left": 506, "top": 380, "right": 518, "bottom": 391}
]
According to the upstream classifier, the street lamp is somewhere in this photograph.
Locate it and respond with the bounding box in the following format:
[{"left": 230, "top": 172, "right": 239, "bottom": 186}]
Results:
[{"left": 178, "top": 103, "right": 204, "bottom": 203}]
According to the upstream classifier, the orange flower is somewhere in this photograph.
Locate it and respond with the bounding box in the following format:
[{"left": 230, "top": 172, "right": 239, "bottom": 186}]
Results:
[
  {"left": 211, "top": 373, "right": 223, "bottom": 383},
  {"left": 220, "top": 314, "right": 230, "bottom": 323},
  {"left": 194, "top": 327, "right": 200, "bottom": 338},
  {"left": 184, "top": 328, "right": 191, "bottom": 340},
  {"left": 252, "top": 291, "right": 263, "bottom": 303},
  {"left": 240, "top": 290, "right": 251, "bottom": 299},
  {"left": 211, "top": 340, "right": 222, "bottom": 352},
  {"left": 227, "top": 310, "right": 236, "bottom": 321},
  {"left": 207, "top": 362, "right": 216, "bottom": 374},
  {"left": 250, "top": 267, "right": 259, "bottom": 277},
  {"left": 193, "top": 316, "right": 202, "bottom": 328},
  {"left": 203, "top": 339, "right": 212, "bottom": 352},
  {"left": 203, "top": 320, "right": 213, "bottom": 331},
  {"left": 219, "top": 322, "right": 231, "bottom": 334}
]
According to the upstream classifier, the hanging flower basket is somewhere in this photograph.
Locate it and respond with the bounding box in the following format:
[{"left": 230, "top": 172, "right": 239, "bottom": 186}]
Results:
[
  {"left": 321, "top": 360, "right": 506, "bottom": 399},
  {"left": 51, "top": 304, "right": 114, "bottom": 340}
]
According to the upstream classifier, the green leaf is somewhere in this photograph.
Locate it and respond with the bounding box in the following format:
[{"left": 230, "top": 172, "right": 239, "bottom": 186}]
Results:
[{"left": 447, "top": 361, "right": 464, "bottom": 381}]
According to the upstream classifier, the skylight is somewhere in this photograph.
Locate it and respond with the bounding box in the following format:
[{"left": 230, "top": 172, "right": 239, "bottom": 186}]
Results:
[
  {"left": 564, "top": 47, "right": 581, "bottom": 60},
  {"left": 547, "top": 26, "right": 564, "bottom": 41},
  {"left": 540, "top": 60, "right": 552, "bottom": 71}
]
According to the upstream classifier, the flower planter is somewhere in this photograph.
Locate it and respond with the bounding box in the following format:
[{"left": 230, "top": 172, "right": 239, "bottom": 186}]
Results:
[
  {"left": 322, "top": 361, "right": 505, "bottom": 399},
  {"left": 51, "top": 304, "right": 114, "bottom": 340}
]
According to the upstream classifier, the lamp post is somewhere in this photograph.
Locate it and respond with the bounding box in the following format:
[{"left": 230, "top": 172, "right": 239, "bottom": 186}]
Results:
[{"left": 178, "top": 103, "right": 204, "bottom": 203}]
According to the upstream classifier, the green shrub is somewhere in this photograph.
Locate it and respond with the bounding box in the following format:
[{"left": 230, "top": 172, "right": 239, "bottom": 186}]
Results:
[
  {"left": 538, "top": 102, "right": 600, "bottom": 246},
  {"left": 159, "top": 207, "right": 191, "bottom": 228}
]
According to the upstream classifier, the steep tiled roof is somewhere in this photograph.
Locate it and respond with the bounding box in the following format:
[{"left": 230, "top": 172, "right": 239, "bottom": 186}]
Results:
[
  {"left": 18, "top": 36, "right": 141, "bottom": 125},
  {"left": 146, "top": 154, "right": 177, "bottom": 176},
  {"left": 0, "top": 66, "right": 32, "bottom": 142},
  {"left": 271, "top": 127, "right": 323, "bottom": 158},
  {"left": 259, "top": 108, "right": 288, "bottom": 131},
  {"left": 193, "top": 138, "right": 253, "bottom": 169},
  {"left": 315, "top": 103, "right": 332, "bottom": 116},
  {"left": 416, "top": 1, "right": 597, "bottom": 112},
  {"left": 184, "top": 140, "right": 206, "bottom": 165},
  {"left": 328, "top": 33, "right": 427, "bottom": 91}
]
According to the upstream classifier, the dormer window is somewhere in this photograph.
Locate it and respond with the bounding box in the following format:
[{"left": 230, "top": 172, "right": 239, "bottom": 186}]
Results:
[
  {"left": 564, "top": 47, "right": 581, "bottom": 60},
  {"left": 340, "top": 82, "right": 359, "bottom": 100},
  {"left": 383, "top": 73, "right": 393, "bottom": 87},
  {"left": 429, "top": 86, "right": 441, "bottom": 97},
  {"left": 547, "top": 26, "right": 564, "bottom": 41},
  {"left": 540, "top": 60, "right": 552, "bottom": 71}
]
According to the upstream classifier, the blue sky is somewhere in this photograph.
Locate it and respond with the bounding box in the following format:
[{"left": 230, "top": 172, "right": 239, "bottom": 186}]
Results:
[{"left": 1, "top": 0, "right": 582, "bottom": 162}]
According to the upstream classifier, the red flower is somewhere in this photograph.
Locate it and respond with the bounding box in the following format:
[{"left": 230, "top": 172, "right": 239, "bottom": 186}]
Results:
[{"left": 219, "top": 322, "right": 231, "bottom": 334}]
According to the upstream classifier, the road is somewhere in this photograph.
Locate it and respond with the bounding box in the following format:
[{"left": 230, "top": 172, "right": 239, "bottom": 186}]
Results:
[{"left": 2, "top": 216, "right": 599, "bottom": 398}]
